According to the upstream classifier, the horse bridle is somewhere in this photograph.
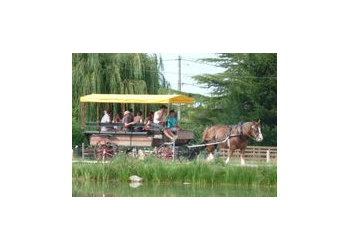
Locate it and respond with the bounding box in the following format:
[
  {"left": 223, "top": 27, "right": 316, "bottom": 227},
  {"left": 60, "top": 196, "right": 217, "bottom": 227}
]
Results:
[
  {"left": 246, "top": 124, "right": 263, "bottom": 142},
  {"left": 229, "top": 123, "right": 261, "bottom": 141}
]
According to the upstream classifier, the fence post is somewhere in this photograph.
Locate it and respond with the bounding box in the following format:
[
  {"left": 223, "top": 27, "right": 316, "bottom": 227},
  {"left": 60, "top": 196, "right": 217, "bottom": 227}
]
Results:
[
  {"left": 82, "top": 142, "right": 85, "bottom": 160},
  {"left": 266, "top": 149, "right": 270, "bottom": 163}
]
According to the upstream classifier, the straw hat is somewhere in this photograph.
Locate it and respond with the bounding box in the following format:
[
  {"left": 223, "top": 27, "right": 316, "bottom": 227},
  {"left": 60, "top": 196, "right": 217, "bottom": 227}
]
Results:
[{"left": 124, "top": 110, "right": 130, "bottom": 115}]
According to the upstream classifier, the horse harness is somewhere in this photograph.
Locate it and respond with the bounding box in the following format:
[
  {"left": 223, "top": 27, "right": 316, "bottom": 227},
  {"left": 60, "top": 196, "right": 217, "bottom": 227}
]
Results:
[
  {"left": 188, "top": 122, "right": 246, "bottom": 149},
  {"left": 227, "top": 122, "right": 244, "bottom": 138},
  {"left": 225, "top": 122, "right": 245, "bottom": 149},
  {"left": 188, "top": 121, "right": 259, "bottom": 149},
  {"left": 201, "top": 122, "right": 242, "bottom": 150}
]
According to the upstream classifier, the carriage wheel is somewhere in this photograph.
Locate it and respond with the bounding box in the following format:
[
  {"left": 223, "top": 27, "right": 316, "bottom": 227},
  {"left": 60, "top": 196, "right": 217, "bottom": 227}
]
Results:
[
  {"left": 176, "top": 146, "right": 190, "bottom": 162},
  {"left": 94, "top": 141, "right": 115, "bottom": 161},
  {"left": 155, "top": 144, "right": 173, "bottom": 160},
  {"left": 187, "top": 147, "right": 201, "bottom": 160}
]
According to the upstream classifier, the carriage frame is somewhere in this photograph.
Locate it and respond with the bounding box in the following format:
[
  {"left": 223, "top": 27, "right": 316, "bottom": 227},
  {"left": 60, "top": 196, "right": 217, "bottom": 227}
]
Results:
[{"left": 80, "top": 94, "right": 196, "bottom": 161}]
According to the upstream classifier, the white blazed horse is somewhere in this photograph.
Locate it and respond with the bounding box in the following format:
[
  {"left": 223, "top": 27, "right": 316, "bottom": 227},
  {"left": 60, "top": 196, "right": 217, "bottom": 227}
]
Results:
[{"left": 201, "top": 120, "right": 263, "bottom": 165}]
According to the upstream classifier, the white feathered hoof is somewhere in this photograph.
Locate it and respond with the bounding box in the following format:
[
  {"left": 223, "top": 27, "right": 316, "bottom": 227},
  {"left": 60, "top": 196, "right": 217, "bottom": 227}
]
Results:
[
  {"left": 206, "top": 153, "right": 214, "bottom": 162},
  {"left": 129, "top": 175, "right": 143, "bottom": 182},
  {"left": 138, "top": 149, "right": 145, "bottom": 160}
]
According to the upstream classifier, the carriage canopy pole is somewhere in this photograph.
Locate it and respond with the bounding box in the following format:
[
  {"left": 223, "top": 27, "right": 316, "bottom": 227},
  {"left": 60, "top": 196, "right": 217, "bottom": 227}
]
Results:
[
  {"left": 96, "top": 103, "right": 100, "bottom": 131},
  {"left": 145, "top": 103, "right": 147, "bottom": 118}
]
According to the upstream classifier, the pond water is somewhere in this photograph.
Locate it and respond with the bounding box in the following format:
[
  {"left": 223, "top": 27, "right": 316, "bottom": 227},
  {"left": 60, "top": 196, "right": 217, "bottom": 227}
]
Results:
[{"left": 72, "top": 181, "right": 277, "bottom": 197}]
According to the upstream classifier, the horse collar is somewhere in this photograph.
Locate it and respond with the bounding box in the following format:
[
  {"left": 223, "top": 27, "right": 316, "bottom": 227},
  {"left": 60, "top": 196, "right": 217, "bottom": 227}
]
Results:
[
  {"left": 227, "top": 125, "right": 233, "bottom": 138},
  {"left": 238, "top": 121, "right": 244, "bottom": 137},
  {"left": 227, "top": 122, "right": 246, "bottom": 138}
]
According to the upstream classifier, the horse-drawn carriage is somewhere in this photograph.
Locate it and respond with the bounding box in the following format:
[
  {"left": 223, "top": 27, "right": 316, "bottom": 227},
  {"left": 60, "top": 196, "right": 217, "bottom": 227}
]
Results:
[
  {"left": 80, "top": 94, "right": 265, "bottom": 164},
  {"left": 80, "top": 94, "right": 196, "bottom": 161}
]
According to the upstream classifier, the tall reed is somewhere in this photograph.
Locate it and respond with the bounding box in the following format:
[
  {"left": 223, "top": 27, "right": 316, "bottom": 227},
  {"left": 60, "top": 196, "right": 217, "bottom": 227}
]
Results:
[{"left": 72, "top": 156, "right": 277, "bottom": 186}]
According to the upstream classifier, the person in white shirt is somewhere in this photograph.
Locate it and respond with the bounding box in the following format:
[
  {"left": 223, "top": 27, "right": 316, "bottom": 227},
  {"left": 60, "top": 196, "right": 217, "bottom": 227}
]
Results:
[
  {"left": 100, "top": 110, "right": 111, "bottom": 132},
  {"left": 153, "top": 105, "right": 177, "bottom": 141}
]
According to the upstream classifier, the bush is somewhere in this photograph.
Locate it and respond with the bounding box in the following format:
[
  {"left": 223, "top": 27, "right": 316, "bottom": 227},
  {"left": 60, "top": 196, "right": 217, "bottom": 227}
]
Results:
[{"left": 72, "top": 117, "right": 86, "bottom": 147}]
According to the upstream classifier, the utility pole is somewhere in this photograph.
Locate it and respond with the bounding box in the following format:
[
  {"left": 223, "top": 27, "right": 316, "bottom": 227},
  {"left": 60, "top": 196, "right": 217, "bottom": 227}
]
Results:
[{"left": 178, "top": 55, "right": 181, "bottom": 121}]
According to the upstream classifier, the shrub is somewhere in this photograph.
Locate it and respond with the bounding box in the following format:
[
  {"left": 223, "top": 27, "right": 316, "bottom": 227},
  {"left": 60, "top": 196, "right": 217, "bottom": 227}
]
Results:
[{"left": 72, "top": 117, "right": 86, "bottom": 147}]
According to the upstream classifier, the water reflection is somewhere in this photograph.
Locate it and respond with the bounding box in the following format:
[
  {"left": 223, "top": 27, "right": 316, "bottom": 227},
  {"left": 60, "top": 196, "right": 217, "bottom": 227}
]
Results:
[
  {"left": 129, "top": 182, "right": 143, "bottom": 188},
  {"left": 72, "top": 181, "right": 277, "bottom": 197}
]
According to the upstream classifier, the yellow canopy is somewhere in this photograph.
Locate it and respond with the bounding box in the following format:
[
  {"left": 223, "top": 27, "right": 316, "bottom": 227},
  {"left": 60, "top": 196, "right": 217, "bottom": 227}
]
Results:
[{"left": 80, "top": 94, "right": 194, "bottom": 104}]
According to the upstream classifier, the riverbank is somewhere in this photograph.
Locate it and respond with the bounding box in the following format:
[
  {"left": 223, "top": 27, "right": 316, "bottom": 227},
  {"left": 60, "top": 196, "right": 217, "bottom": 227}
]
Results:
[
  {"left": 72, "top": 156, "right": 277, "bottom": 186},
  {"left": 72, "top": 181, "right": 277, "bottom": 197}
]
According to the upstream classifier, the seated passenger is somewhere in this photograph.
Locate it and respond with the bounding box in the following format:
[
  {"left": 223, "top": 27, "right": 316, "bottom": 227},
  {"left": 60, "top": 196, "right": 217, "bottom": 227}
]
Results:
[
  {"left": 100, "top": 110, "right": 111, "bottom": 132},
  {"left": 133, "top": 111, "right": 144, "bottom": 132},
  {"left": 112, "top": 113, "right": 121, "bottom": 131},
  {"left": 144, "top": 111, "right": 154, "bottom": 130},
  {"left": 167, "top": 110, "right": 182, "bottom": 132},
  {"left": 128, "top": 108, "right": 134, "bottom": 120},
  {"left": 153, "top": 105, "right": 177, "bottom": 142},
  {"left": 122, "top": 110, "right": 135, "bottom": 131}
]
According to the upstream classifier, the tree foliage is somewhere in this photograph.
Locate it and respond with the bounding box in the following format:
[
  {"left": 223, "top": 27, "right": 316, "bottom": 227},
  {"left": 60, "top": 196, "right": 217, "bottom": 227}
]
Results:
[
  {"left": 72, "top": 116, "right": 87, "bottom": 147},
  {"left": 71, "top": 53, "right": 277, "bottom": 147},
  {"left": 72, "top": 53, "right": 166, "bottom": 121},
  {"left": 72, "top": 53, "right": 166, "bottom": 146},
  {"left": 191, "top": 53, "right": 277, "bottom": 145}
]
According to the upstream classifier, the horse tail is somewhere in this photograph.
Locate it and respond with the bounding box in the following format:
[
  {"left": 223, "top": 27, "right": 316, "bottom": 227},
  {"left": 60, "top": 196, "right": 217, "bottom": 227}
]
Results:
[
  {"left": 196, "top": 127, "right": 211, "bottom": 152},
  {"left": 202, "top": 127, "right": 209, "bottom": 143}
]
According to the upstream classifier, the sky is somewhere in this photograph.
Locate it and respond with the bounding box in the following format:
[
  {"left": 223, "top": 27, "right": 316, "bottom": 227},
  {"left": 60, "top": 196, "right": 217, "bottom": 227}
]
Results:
[{"left": 159, "top": 53, "right": 225, "bottom": 96}]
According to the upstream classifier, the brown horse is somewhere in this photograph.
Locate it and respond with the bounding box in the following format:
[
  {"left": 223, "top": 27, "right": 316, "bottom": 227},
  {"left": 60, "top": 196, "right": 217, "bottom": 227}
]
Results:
[{"left": 202, "top": 121, "right": 263, "bottom": 165}]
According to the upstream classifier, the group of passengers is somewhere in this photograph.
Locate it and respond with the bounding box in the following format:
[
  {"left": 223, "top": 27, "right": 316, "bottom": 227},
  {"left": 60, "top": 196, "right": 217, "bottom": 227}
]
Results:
[{"left": 100, "top": 105, "right": 181, "bottom": 141}]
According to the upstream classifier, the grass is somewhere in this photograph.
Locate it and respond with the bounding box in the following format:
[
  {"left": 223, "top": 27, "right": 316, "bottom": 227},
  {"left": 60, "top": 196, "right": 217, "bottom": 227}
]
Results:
[{"left": 72, "top": 155, "right": 277, "bottom": 186}]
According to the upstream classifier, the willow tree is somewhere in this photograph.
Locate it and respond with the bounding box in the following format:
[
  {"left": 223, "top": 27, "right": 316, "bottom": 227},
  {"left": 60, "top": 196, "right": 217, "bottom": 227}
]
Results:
[{"left": 72, "top": 53, "right": 165, "bottom": 123}]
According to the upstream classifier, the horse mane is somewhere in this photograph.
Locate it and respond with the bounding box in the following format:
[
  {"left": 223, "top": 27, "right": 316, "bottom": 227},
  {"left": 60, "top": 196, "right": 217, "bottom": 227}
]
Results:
[
  {"left": 242, "top": 122, "right": 253, "bottom": 134},
  {"left": 243, "top": 121, "right": 252, "bottom": 127}
]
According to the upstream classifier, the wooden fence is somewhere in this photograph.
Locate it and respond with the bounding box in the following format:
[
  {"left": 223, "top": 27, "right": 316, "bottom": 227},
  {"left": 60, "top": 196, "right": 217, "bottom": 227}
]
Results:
[
  {"left": 219, "top": 146, "right": 277, "bottom": 162},
  {"left": 73, "top": 143, "right": 277, "bottom": 162}
]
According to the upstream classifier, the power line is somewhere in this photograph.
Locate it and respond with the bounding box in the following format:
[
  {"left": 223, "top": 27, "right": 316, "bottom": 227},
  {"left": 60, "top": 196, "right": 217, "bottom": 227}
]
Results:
[
  {"left": 181, "top": 59, "right": 277, "bottom": 79},
  {"left": 163, "top": 57, "right": 221, "bottom": 69},
  {"left": 181, "top": 58, "right": 219, "bottom": 67},
  {"left": 117, "top": 67, "right": 197, "bottom": 77},
  {"left": 163, "top": 57, "right": 220, "bottom": 67},
  {"left": 120, "top": 66, "right": 277, "bottom": 79},
  {"left": 115, "top": 66, "right": 183, "bottom": 75},
  {"left": 182, "top": 82, "right": 206, "bottom": 87},
  {"left": 99, "top": 64, "right": 276, "bottom": 79}
]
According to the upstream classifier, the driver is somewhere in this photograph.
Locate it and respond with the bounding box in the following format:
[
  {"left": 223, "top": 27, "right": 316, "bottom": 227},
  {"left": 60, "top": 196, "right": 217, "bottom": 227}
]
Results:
[{"left": 153, "top": 105, "right": 177, "bottom": 142}]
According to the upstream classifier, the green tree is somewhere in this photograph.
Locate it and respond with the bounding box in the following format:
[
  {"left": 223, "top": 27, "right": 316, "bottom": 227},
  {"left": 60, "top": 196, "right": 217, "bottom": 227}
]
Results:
[
  {"left": 192, "top": 53, "right": 277, "bottom": 146},
  {"left": 72, "top": 116, "right": 86, "bottom": 147},
  {"left": 72, "top": 53, "right": 166, "bottom": 146},
  {"left": 72, "top": 53, "right": 165, "bottom": 118}
]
